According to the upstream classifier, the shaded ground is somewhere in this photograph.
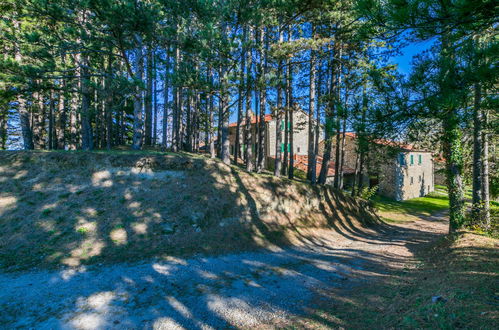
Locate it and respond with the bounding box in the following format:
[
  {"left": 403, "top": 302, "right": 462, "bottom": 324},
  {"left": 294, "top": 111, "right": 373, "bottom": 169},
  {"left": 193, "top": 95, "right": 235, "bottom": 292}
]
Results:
[{"left": 0, "top": 209, "right": 450, "bottom": 329}]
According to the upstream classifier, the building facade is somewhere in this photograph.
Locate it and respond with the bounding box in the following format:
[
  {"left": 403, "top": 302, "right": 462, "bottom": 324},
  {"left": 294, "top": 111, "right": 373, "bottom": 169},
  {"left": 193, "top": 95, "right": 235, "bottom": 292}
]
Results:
[
  {"left": 379, "top": 151, "right": 435, "bottom": 200},
  {"left": 228, "top": 113, "right": 434, "bottom": 201}
]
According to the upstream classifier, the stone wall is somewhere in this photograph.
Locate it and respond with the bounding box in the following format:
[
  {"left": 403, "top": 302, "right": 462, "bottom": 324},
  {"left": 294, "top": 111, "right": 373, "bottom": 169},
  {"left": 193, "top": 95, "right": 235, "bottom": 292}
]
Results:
[
  {"left": 396, "top": 151, "right": 435, "bottom": 200},
  {"left": 317, "top": 134, "right": 358, "bottom": 170},
  {"left": 267, "top": 110, "right": 310, "bottom": 157},
  {"left": 378, "top": 159, "right": 399, "bottom": 200}
]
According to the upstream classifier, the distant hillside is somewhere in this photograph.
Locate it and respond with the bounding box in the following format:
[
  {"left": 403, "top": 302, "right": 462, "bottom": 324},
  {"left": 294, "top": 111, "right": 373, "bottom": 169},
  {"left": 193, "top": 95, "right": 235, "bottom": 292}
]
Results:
[{"left": 0, "top": 151, "right": 377, "bottom": 271}]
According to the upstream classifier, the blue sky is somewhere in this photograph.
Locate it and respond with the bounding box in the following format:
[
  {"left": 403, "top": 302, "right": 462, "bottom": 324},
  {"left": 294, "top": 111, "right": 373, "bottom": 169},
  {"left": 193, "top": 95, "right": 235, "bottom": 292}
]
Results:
[{"left": 391, "top": 38, "right": 436, "bottom": 75}]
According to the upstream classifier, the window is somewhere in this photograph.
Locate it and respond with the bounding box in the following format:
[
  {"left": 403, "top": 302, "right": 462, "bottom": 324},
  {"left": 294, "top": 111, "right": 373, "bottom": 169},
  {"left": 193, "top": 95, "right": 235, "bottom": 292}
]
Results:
[
  {"left": 418, "top": 175, "right": 421, "bottom": 182},
  {"left": 410, "top": 176, "right": 414, "bottom": 185},
  {"left": 410, "top": 155, "right": 414, "bottom": 165},
  {"left": 281, "top": 120, "right": 284, "bottom": 131},
  {"left": 418, "top": 154, "right": 422, "bottom": 165},
  {"left": 297, "top": 147, "right": 301, "bottom": 153},
  {"left": 280, "top": 143, "right": 284, "bottom": 153},
  {"left": 399, "top": 154, "right": 406, "bottom": 166}
]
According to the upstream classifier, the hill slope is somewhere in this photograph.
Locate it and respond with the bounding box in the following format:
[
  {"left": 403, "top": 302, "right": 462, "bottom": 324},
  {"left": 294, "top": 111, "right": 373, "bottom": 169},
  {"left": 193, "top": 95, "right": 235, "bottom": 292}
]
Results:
[{"left": 0, "top": 151, "right": 377, "bottom": 271}]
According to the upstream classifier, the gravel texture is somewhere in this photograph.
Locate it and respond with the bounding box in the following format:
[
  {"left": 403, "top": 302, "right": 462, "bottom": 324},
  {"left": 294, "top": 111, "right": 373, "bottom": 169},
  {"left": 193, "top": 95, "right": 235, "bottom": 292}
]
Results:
[{"left": 0, "top": 213, "right": 447, "bottom": 329}]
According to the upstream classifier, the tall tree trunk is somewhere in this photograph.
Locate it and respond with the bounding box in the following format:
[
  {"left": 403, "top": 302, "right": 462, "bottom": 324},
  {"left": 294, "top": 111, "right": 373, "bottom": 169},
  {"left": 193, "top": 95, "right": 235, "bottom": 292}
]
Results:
[
  {"left": 282, "top": 74, "right": 289, "bottom": 176},
  {"left": 48, "top": 90, "right": 55, "bottom": 149},
  {"left": 257, "top": 27, "right": 267, "bottom": 172},
  {"left": 132, "top": 36, "right": 144, "bottom": 150},
  {"left": 56, "top": 54, "right": 67, "bottom": 150},
  {"left": 481, "top": 107, "right": 490, "bottom": 229},
  {"left": 204, "top": 83, "right": 210, "bottom": 154},
  {"left": 235, "top": 27, "right": 247, "bottom": 164},
  {"left": 172, "top": 42, "right": 180, "bottom": 152},
  {"left": 220, "top": 65, "right": 231, "bottom": 165},
  {"left": 338, "top": 117, "right": 346, "bottom": 189},
  {"left": 14, "top": 20, "right": 34, "bottom": 150},
  {"left": 308, "top": 29, "right": 316, "bottom": 181},
  {"left": 186, "top": 90, "right": 192, "bottom": 152},
  {"left": 68, "top": 54, "right": 79, "bottom": 150},
  {"left": 442, "top": 110, "right": 465, "bottom": 232},
  {"left": 333, "top": 44, "right": 343, "bottom": 188},
  {"left": 287, "top": 27, "right": 294, "bottom": 180},
  {"left": 311, "top": 55, "right": 323, "bottom": 185},
  {"left": 318, "top": 44, "right": 338, "bottom": 185},
  {"left": 274, "top": 28, "right": 284, "bottom": 177},
  {"left": 217, "top": 89, "right": 223, "bottom": 158},
  {"left": 441, "top": 35, "right": 465, "bottom": 233},
  {"left": 144, "top": 46, "right": 153, "bottom": 146},
  {"left": 355, "top": 85, "right": 368, "bottom": 195},
  {"left": 18, "top": 96, "right": 33, "bottom": 150},
  {"left": 105, "top": 54, "right": 114, "bottom": 150},
  {"left": 244, "top": 26, "right": 253, "bottom": 171},
  {"left": 208, "top": 66, "right": 216, "bottom": 158},
  {"left": 153, "top": 53, "right": 158, "bottom": 146},
  {"left": 80, "top": 54, "right": 93, "bottom": 150},
  {"left": 472, "top": 82, "right": 483, "bottom": 222},
  {"left": 162, "top": 50, "right": 170, "bottom": 149}
]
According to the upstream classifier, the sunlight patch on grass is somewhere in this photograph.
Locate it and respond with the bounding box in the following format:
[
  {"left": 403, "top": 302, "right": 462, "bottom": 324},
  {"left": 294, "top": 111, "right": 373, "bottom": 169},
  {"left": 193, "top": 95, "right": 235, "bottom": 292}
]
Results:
[
  {"left": 374, "top": 193, "right": 449, "bottom": 223},
  {"left": 0, "top": 195, "right": 17, "bottom": 216},
  {"left": 110, "top": 228, "right": 128, "bottom": 245}
]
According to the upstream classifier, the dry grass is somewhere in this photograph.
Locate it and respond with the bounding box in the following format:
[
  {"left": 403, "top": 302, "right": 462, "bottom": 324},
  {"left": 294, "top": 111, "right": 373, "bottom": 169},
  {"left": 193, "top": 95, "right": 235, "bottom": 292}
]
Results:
[{"left": 0, "top": 151, "right": 377, "bottom": 271}]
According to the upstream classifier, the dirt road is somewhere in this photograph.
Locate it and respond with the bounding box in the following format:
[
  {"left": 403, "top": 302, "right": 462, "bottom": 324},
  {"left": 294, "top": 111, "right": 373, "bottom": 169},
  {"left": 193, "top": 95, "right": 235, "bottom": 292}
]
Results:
[{"left": 0, "top": 213, "right": 447, "bottom": 329}]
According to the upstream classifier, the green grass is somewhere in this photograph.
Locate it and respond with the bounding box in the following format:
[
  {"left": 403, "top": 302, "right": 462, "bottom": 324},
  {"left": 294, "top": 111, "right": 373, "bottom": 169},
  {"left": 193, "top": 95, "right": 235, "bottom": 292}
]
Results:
[{"left": 373, "top": 193, "right": 449, "bottom": 216}]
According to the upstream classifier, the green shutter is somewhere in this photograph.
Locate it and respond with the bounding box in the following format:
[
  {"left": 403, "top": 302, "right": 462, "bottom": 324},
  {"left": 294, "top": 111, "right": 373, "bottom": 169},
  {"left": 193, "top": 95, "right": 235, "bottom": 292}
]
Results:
[
  {"left": 418, "top": 155, "right": 422, "bottom": 164},
  {"left": 281, "top": 120, "right": 284, "bottom": 131},
  {"left": 288, "top": 143, "right": 290, "bottom": 152},
  {"left": 288, "top": 121, "right": 291, "bottom": 130},
  {"left": 281, "top": 143, "right": 284, "bottom": 152},
  {"left": 410, "top": 155, "right": 414, "bottom": 165}
]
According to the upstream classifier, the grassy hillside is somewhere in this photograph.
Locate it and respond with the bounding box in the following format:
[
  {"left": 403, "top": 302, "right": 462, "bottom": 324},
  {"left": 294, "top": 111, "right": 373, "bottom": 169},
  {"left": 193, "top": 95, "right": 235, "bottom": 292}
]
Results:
[{"left": 0, "top": 151, "right": 376, "bottom": 271}]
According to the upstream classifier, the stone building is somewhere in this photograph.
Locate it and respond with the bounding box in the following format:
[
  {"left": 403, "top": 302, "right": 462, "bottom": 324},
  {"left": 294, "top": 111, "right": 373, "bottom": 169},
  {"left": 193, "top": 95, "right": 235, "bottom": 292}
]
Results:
[
  {"left": 378, "top": 150, "right": 435, "bottom": 200},
  {"left": 228, "top": 110, "right": 311, "bottom": 161},
  {"left": 228, "top": 113, "right": 434, "bottom": 201}
]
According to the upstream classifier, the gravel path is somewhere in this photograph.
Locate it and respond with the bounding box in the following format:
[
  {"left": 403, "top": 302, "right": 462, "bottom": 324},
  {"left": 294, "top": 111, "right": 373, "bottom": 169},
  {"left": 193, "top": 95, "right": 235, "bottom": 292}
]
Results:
[{"left": 0, "top": 213, "right": 447, "bottom": 329}]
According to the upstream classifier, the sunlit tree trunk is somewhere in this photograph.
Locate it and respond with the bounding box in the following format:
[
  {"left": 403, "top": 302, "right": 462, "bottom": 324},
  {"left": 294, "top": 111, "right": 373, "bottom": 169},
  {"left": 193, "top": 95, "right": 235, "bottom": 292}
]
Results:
[
  {"left": 14, "top": 20, "right": 34, "bottom": 150},
  {"left": 244, "top": 26, "right": 253, "bottom": 171},
  {"left": 162, "top": 50, "right": 170, "bottom": 149},
  {"left": 287, "top": 27, "right": 294, "bottom": 180},
  {"left": 132, "top": 35, "right": 144, "bottom": 150},
  {"left": 318, "top": 43, "right": 338, "bottom": 185},
  {"left": 481, "top": 107, "right": 490, "bottom": 229},
  {"left": 144, "top": 46, "right": 153, "bottom": 146},
  {"left": 235, "top": 27, "right": 247, "bottom": 164},
  {"left": 307, "top": 27, "right": 316, "bottom": 181},
  {"left": 257, "top": 27, "right": 267, "bottom": 172},
  {"left": 274, "top": 27, "right": 284, "bottom": 177}
]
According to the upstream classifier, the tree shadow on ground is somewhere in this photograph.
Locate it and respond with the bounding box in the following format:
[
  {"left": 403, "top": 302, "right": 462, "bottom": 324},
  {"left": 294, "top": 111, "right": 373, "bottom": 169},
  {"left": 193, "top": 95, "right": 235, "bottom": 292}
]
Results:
[{"left": 0, "top": 150, "right": 459, "bottom": 328}]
